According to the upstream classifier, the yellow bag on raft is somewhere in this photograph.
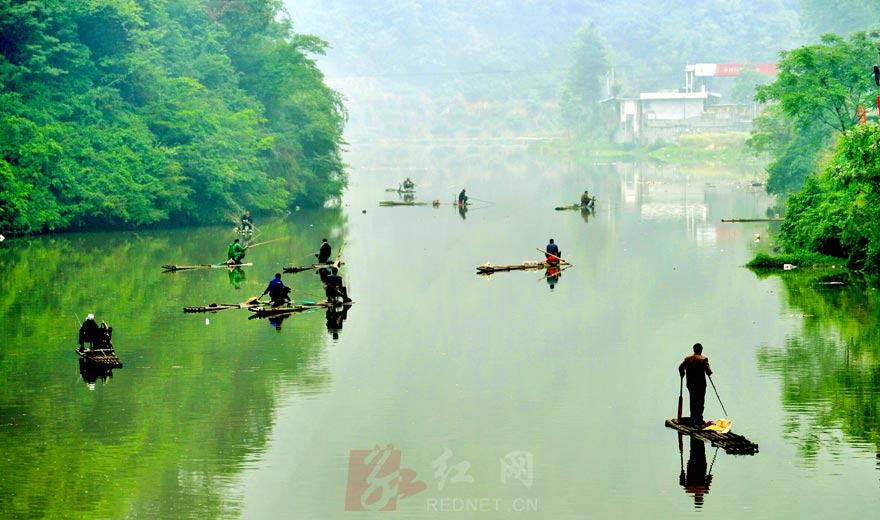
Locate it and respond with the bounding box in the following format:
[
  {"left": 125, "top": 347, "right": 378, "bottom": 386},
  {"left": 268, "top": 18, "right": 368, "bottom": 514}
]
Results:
[{"left": 703, "top": 419, "right": 732, "bottom": 434}]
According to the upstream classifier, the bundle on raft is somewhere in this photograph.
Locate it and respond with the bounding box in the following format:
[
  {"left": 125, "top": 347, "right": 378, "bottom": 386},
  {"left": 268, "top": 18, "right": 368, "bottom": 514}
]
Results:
[
  {"left": 665, "top": 418, "right": 758, "bottom": 455},
  {"left": 76, "top": 348, "right": 123, "bottom": 369},
  {"left": 379, "top": 201, "right": 430, "bottom": 207},
  {"left": 476, "top": 259, "right": 570, "bottom": 274},
  {"left": 162, "top": 262, "right": 252, "bottom": 272}
]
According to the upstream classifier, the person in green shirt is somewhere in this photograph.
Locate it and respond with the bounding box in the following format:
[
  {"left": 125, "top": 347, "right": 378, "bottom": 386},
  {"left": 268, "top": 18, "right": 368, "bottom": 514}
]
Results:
[{"left": 227, "top": 238, "right": 249, "bottom": 265}]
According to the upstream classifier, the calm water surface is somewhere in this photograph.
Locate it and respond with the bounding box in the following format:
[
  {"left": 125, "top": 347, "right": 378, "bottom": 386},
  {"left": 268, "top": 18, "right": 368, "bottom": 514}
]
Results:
[{"left": 1, "top": 148, "right": 878, "bottom": 519}]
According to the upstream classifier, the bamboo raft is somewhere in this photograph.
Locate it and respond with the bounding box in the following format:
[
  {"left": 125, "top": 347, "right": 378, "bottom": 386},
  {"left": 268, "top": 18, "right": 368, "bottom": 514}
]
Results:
[
  {"left": 162, "top": 262, "right": 252, "bottom": 272},
  {"left": 385, "top": 188, "right": 415, "bottom": 193},
  {"left": 76, "top": 348, "right": 123, "bottom": 369},
  {"left": 555, "top": 204, "right": 594, "bottom": 211},
  {"left": 183, "top": 301, "right": 262, "bottom": 313},
  {"left": 379, "top": 201, "right": 429, "bottom": 207},
  {"left": 248, "top": 300, "right": 355, "bottom": 319},
  {"left": 665, "top": 418, "right": 759, "bottom": 455},
  {"left": 283, "top": 262, "right": 344, "bottom": 274},
  {"left": 720, "top": 218, "right": 783, "bottom": 223},
  {"left": 476, "top": 259, "right": 570, "bottom": 274}
]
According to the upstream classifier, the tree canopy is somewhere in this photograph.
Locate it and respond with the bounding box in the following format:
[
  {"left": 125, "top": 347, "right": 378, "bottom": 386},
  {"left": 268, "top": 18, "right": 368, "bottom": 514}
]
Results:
[
  {"left": 749, "top": 31, "right": 877, "bottom": 194},
  {"left": 0, "top": 0, "right": 346, "bottom": 234},
  {"left": 559, "top": 20, "right": 609, "bottom": 137}
]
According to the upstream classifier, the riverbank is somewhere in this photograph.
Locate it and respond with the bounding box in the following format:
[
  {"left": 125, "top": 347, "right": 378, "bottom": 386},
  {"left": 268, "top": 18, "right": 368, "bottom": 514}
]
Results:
[{"left": 559, "top": 132, "right": 767, "bottom": 176}]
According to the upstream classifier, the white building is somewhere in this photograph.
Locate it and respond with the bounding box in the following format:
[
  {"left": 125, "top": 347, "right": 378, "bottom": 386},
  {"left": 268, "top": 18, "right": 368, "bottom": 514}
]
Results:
[{"left": 640, "top": 90, "right": 721, "bottom": 121}]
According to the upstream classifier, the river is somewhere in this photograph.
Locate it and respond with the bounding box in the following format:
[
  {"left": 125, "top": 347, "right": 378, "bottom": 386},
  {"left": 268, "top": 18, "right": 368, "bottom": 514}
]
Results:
[{"left": 1, "top": 146, "right": 878, "bottom": 519}]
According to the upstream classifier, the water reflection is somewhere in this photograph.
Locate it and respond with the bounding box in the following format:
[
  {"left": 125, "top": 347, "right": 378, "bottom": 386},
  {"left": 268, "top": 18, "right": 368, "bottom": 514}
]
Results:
[
  {"left": 0, "top": 209, "right": 344, "bottom": 518},
  {"left": 580, "top": 206, "right": 593, "bottom": 223},
  {"left": 457, "top": 203, "right": 468, "bottom": 220},
  {"left": 326, "top": 305, "right": 352, "bottom": 339},
  {"left": 267, "top": 313, "right": 290, "bottom": 331},
  {"left": 544, "top": 266, "right": 563, "bottom": 290},
  {"left": 78, "top": 358, "right": 116, "bottom": 388},
  {"left": 227, "top": 266, "right": 247, "bottom": 289},
  {"left": 755, "top": 270, "right": 880, "bottom": 459},
  {"left": 679, "top": 436, "right": 716, "bottom": 509}
]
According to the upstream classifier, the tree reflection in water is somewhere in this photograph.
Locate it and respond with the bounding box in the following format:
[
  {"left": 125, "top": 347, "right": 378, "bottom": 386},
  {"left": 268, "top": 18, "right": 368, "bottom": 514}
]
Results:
[{"left": 754, "top": 269, "right": 880, "bottom": 459}]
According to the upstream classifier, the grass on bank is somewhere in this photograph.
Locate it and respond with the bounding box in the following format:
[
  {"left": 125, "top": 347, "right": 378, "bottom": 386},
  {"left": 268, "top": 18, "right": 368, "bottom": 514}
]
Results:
[{"left": 746, "top": 251, "right": 844, "bottom": 269}]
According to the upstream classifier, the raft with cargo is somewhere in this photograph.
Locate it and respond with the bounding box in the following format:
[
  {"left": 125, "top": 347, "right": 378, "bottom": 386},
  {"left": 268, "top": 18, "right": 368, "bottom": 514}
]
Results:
[
  {"left": 476, "top": 259, "right": 570, "bottom": 274},
  {"left": 248, "top": 300, "right": 355, "bottom": 319},
  {"left": 665, "top": 418, "right": 759, "bottom": 455}
]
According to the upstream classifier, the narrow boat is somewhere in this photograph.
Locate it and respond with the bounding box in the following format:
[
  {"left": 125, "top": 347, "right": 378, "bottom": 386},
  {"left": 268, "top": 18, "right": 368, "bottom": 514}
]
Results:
[
  {"left": 665, "top": 418, "right": 758, "bottom": 455},
  {"left": 476, "top": 259, "right": 571, "bottom": 274},
  {"left": 76, "top": 348, "right": 123, "bottom": 369},
  {"left": 162, "top": 262, "right": 252, "bottom": 272}
]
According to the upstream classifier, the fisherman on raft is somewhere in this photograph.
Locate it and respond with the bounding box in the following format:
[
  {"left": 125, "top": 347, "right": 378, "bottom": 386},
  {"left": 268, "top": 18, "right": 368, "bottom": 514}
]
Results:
[
  {"left": 324, "top": 266, "right": 352, "bottom": 303},
  {"left": 678, "top": 343, "right": 713, "bottom": 426},
  {"left": 545, "top": 238, "right": 561, "bottom": 265},
  {"left": 227, "top": 238, "right": 249, "bottom": 265},
  {"left": 458, "top": 189, "right": 468, "bottom": 206},
  {"left": 240, "top": 211, "right": 254, "bottom": 233},
  {"left": 402, "top": 177, "right": 415, "bottom": 190},
  {"left": 316, "top": 238, "right": 332, "bottom": 264},
  {"left": 261, "top": 273, "right": 292, "bottom": 307},
  {"left": 78, "top": 314, "right": 112, "bottom": 351},
  {"left": 580, "top": 190, "right": 595, "bottom": 209}
]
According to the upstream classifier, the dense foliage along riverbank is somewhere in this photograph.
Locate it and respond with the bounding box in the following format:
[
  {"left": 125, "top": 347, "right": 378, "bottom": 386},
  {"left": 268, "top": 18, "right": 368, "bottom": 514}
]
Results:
[
  {"left": 777, "top": 124, "right": 880, "bottom": 272},
  {"left": 0, "top": 0, "right": 346, "bottom": 234}
]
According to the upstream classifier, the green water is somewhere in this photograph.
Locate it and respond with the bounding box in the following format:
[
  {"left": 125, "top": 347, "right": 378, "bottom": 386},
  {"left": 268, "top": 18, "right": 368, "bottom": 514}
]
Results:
[{"left": 1, "top": 150, "right": 879, "bottom": 519}]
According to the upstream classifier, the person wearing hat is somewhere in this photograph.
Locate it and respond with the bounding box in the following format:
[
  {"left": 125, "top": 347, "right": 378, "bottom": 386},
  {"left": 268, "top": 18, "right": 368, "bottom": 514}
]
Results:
[{"left": 79, "top": 314, "right": 100, "bottom": 350}]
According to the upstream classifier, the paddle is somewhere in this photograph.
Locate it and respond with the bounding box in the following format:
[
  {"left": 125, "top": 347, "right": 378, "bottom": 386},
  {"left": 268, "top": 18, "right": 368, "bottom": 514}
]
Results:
[
  {"left": 708, "top": 374, "right": 729, "bottom": 417},
  {"left": 678, "top": 377, "right": 684, "bottom": 420}
]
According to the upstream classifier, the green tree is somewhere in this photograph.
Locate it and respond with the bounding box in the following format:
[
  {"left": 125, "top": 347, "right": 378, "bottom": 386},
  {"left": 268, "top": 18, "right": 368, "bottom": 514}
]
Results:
[
  {"left": 0, "top": 0, "right": 346, "bottom": 234},
  {"left": 750, "top": 31, "right": 877, "bottom": 193},
  {"left": 781, "top": 123, "right": 880, "bottom": 271},
  {"left": 560, "top": 20, "right": 609, "bottom": 137}
]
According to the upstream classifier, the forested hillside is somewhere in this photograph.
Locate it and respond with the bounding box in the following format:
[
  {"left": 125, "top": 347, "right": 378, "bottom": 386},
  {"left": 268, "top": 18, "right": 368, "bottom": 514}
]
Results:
[
  {"left": 287, "top": 0, "right": 805, "bottom": 139},
  {"left": 0, "top": 0, "right": 346, "bottom": 234}
]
